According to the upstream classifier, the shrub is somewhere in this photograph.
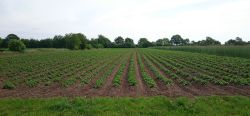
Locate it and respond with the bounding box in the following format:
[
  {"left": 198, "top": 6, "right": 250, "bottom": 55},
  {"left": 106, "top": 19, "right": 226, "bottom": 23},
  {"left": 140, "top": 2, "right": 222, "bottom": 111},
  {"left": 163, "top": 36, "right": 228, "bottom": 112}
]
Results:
[
  {"left": 86, "top": 44, "right": 93, "bottom": 49},
  {"left": 3, "top": 81, "right": 15, "bottom": 89},
  {"left": 8, "top": 39, "right": 26, "bottom": 52}
]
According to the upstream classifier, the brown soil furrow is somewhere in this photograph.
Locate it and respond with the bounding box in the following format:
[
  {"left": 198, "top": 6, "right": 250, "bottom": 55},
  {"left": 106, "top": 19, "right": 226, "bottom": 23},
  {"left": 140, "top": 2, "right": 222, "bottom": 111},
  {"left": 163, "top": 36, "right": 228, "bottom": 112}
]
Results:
[
  {"left": 80, "top": 57, "right": 122, "bottom": 96},
  {"left": 94, "top": 63, "right": 122, "bottom": 96},
  {"left": 221, "top": 86, "right": 250, "bottom": 96},
  {"left": 120, "top": 56, "right": 134, "bottom": 96},
  {"left": 140, "top": 54, "right": 169, "bottom": 96}
]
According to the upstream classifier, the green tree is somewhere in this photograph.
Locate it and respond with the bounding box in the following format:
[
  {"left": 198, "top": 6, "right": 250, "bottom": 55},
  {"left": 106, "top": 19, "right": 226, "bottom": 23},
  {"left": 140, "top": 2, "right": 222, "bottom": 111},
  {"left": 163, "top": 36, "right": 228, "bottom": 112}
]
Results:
[
  {"left": 8, "top": 39, "right": 26, "bottom": 52},
  {"left": 198, "top": 37, "right": 221, "bottom": 46},
  {"left": 124, "top": 38, "right": 135, "bottom": 48},
  {"left": 156, "top": 38, "right": 170, "bottom": 46},
  {"left": 3, "top": 34, "right": 20, "bottom": 48},
  {"left": 182, "top": 38, "right": 190, "bottom": 45},
  {"left": 97, "top": 35, "right": 111, "bottom": 48},
  {"left": 28, "top": 39, "right": 40, "bottom": 48},
  {"left": 65, "top": 33, "right": 82, "bottom": 50},
  {"left": 53, "top": 35, "right": 66, "bottom": 48},
  {"left": 0, "top": 37, "right": 3, "bottom": 48},
  {"left": 21, "top": 39, "right": 30, "bottom": 48},
  {"left": 225, "top": 37, "right": 247, "bottom": 45},
  {"left": 85, "top": 44, "right": 93, "bottom": 49},
  {"left": 114, "top": 36, "right": 124, "bottom": 47},
  {"left": 39, "top": 38, "right": 53, "bottom": 48},
  {"left": 170, "top": 35, "right": 183, "bottom": 45},
  {"left": 138, "top": 38, "right": 152, "bottom": 48}
]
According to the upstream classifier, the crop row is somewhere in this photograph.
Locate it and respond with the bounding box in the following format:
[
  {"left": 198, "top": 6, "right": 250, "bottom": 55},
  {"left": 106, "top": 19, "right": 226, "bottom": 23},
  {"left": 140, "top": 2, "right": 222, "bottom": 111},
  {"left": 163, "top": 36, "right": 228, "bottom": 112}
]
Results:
[
  {"left": 141, "top": 49, "right": 250, "bottom": 85},
  {"left": 127, "top": 53, "right": 137, "bottom": 86},
  {"left": 137, "top": 52, "right": 156, "bottom": 88}
]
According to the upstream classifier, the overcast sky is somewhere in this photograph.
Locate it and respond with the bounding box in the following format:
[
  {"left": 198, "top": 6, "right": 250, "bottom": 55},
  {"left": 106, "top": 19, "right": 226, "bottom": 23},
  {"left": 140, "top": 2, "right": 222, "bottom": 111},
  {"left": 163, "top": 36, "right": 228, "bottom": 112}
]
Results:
[{"left": 0, "top": 0, "right": 249, "bottom": 43}]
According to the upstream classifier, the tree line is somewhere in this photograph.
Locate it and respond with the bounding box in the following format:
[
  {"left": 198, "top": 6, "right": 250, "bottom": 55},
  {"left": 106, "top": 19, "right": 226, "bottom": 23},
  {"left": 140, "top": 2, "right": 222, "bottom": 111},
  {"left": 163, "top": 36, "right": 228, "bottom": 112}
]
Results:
[{"left": 0, "top": 33, "right": 249, "bottom": 52}]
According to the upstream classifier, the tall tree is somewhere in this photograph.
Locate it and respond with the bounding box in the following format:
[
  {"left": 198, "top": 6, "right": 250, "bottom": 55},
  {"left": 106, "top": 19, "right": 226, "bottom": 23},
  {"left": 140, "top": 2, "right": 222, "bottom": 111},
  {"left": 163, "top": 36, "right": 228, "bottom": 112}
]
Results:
[
  {"left": 0, "top": 37, "right": 3, "bottom": 48},
  {"left": 97, "top": 35, "right": 111, "bottom": 48},
  {"left": 182, "top": 38, "right": 190, "bottom": 45},
  {"left": 138, "top": 38, "right": 152, "bottom": 48},
  {"left": 124, "top": 38, "right": 134, "bottom": 48},
  {"left": 65, "top": 33, "right": 82, "bottom": 50},
  {"left": 225, "top": 37, "right": 247, "bottom": 45},
  {"left": 39, "top": 38, "right": 53, "bottom": 48},
  {"left": 28, "top": 39, "right": 40, "bottom": 48},
  {"left": 114, "top": 36, "right": 124, "bottom": 45},
  {"left": 156, "top": 38, "right": 170, "bottom": 46},
  {"left": 2, "top": 34, "right": 20, "bottom": 48},
  {"left": 197, "top": 37, "right": 221, "bottom": 46},
  {"left": 53, "top": 35, "right": 66, "bottom": 48},
  {"left": 170, "top": 35, "right": 183, "bottom": 45}
]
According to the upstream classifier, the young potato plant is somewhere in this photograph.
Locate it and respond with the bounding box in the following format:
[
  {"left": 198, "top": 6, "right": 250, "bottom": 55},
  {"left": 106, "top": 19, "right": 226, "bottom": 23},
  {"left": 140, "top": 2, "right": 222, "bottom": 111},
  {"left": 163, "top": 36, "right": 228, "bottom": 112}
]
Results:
[
  {"left": 137, "top": 53, "right": 156, "bottom": 88},
  {"left": 128, "top": 55, "right": 137, "bottom": 86}
]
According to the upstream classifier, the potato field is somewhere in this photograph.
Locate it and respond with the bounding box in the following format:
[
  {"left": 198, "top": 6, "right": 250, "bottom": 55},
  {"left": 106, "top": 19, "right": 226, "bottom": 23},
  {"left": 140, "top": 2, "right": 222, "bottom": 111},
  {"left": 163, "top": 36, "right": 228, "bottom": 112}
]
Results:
[{"left": 0, "top": 48, "right": 250, "bottom": 97}]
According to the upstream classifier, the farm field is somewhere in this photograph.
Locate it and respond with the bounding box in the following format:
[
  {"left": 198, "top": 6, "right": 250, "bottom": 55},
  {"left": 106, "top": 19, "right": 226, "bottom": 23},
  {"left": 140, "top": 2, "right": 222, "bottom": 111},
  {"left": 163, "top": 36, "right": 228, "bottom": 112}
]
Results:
[{"left": 0, "top": 48, "right": 250, "bottom": 97}]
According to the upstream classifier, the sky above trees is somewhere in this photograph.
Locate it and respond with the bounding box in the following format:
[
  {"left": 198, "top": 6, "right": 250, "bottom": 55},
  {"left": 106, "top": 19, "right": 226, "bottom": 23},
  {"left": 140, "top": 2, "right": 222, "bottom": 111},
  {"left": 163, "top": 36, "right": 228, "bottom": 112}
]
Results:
[{"left": 0, "top": 0, "right": 249, "bottom": 43}]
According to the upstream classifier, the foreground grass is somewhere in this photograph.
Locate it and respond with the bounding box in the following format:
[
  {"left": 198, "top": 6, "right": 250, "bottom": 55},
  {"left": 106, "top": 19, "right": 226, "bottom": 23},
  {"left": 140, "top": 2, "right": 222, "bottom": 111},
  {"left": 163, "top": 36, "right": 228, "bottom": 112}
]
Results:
[{"left": 0, "top": 96, "right": 249, "bottom": 116}]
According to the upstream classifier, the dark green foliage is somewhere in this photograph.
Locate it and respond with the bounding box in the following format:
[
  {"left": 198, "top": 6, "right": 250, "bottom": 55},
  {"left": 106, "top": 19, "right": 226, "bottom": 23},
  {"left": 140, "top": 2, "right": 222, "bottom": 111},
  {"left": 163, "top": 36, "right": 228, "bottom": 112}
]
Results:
[
  {"left": 0, "top": 37, "right": 3, "bottom": 48},
  {"left": 138, "top": 38, "right": 152, "bottom": 48},
  {"left": 2, "top": 34, "right": 20, "bottom": 48},
  {"left": 225, "top": 37, "right": 248, "bottom": 45},
  {"left": 65, "top": 33, "right": 88, "bottom": 50},
  {"left": 96, "top": 35, "right": 111, "bottom": 48},
  {"left": 2, "top": 81, "right": 15, "bottom": 89},
  {"left": 156, "top": 38, "right": 171, "bottom": 46},
  {"left": 114, "top": 36, "right": 124, "bottom": 46},
  {"left": 170, "top": 35, "right": 183, "bottom": 45},
  {"left": 85, "top": 44, "right": 93, "bottom": 49},
  {"left": 8, "top": 39, "right": 26, "bottom": 52},
  {"left": 124, "top": 38, "right": 135, "bottom": 48},
  {"left": 53, "top": 35, "right": 66, "bottom": 48},
  {"left": 196, "top": 37, "right": 221, "bottom": 46},
  {"left": 39, "top": 38, "right": 53, "bottom": 48}
]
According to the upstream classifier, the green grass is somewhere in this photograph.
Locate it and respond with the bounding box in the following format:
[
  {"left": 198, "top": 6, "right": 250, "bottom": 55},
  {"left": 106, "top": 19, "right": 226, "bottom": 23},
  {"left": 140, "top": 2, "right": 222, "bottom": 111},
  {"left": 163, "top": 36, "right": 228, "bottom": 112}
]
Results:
[
  {"left": 0, "top": 96, "right": 249, "bottom": 115},
  {"left": 153, "top": 46, "right": 250, "bottom": 59}
]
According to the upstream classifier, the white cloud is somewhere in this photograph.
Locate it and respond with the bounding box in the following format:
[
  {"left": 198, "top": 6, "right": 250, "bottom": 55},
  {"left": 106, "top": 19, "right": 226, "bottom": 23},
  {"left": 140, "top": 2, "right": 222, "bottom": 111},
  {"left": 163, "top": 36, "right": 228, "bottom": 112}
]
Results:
[{"left": 0, "top": 0, "right": 249, "bottom": 43}]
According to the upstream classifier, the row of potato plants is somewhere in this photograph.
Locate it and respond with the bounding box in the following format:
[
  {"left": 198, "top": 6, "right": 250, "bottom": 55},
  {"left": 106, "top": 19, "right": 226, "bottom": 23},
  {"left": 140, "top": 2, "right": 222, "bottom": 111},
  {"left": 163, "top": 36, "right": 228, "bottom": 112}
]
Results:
[
  {"left": 165, "top": 52, "right": 249, "bottom": 85},
  {"left": 140, "top": 52, "right": 173, "bottom": 86},
  {"left": 141, "top": 50, "right": 190, "bottom": 86},
  {"left": 1, "top": 49, "right": 127, "bottom": 89},
  {"left": 94, "top": 54, "right": 127, "bottom": 88},
  {"left": 149, "top": 49, "right": 250, "bottom": 85},
  {"left": 127, "top": 53, "right": 137, "bottom": 86},
  {"left": 137, "top": 52, "right": 156, "bottom": 88},
  {"left": 112, "top": 54, "right": 131, "bottom": 87},
  {"left": 146, "top": 50, "right": 228, "bottom": 85}
]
